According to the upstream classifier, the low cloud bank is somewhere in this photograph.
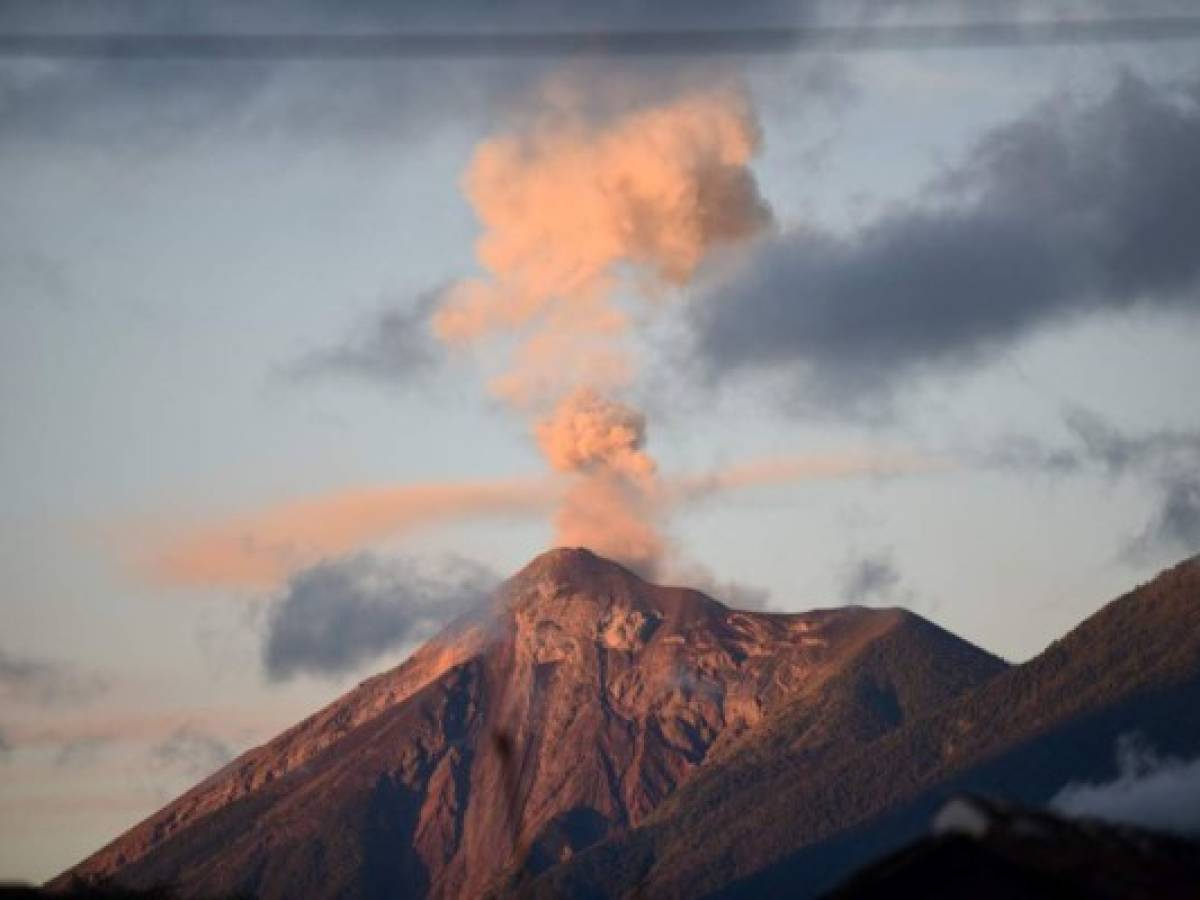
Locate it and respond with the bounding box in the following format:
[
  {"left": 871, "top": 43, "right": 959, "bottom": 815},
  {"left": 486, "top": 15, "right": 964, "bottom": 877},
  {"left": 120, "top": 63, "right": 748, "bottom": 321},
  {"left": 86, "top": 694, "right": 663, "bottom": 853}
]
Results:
[{"left": 1052, "top": 734, "right": 1200, "bottom": 837}]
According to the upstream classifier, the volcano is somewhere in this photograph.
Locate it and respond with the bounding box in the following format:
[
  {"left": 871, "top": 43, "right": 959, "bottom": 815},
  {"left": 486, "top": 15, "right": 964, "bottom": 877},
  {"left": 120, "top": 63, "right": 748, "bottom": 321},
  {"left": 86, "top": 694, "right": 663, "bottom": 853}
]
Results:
[
  {"left": 53, "top": 552, "right": 1200, "bottom": 899},
  {"left": 53, "top": 549, "right": 1006, "bottom": 899}
]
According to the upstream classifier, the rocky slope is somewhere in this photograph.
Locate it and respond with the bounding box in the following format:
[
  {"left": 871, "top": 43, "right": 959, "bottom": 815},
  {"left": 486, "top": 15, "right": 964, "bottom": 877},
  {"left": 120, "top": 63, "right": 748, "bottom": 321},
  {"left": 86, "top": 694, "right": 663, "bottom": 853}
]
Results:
[
  {"left": 520, "top": 556, "right": 1200, "bottom": 899},
  {"left": 53, "top": 548, "right": 1006, "bottom": 899}
]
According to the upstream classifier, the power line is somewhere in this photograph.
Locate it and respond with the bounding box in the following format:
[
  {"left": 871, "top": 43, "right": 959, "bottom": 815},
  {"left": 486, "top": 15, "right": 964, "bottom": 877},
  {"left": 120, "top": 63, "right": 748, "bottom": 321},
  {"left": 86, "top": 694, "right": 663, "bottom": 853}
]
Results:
[{"left": 0, "top": 17, "right": 1198, "bottom": 60}]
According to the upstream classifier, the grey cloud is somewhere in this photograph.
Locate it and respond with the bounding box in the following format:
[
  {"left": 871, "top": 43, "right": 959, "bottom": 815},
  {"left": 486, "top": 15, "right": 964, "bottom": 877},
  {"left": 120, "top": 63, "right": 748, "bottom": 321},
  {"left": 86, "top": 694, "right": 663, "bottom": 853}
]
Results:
[
  {"left": 55, "top": 736, "right": 111, "bottom": 769},
  {"left": 715, "top": 580, "right": 772, "bottom": 611},
  {"left": 840, "top": 551, "right": 903, "bottom": 605},
  {"left": 0, "top": 249, "right": 74, "bottom": 307},
  {"left": 149, "top": 725, "right": 234, "bottom": 781},
  {"left": 0, "top": 648, "right": 108, "bottom": 707},
  {"left": 1130, "top": 474, "right": 1200, "bottom": 561},
  {"left": 0, "top": 0, "right": 824, "bottom": 147},
  {"left": 1063, "top": 407, "right": 1200, "bottom": 477},
  {"left": 692, "top": 72, "right": 1200, "bottom": 415},
  {"left": 286, "top": 290, "right": 440, "bottom": 386},
  {"left": 981, "top": 433, "right": 1082, "bottom": 476},
  {"left": 1052, "top": 733, "right": 1200, "bottom": 837},
  {"left": 0, "top": 726, "right": 11, "bottom": 761},
  {"left": 669, "top": 563, "right": 771, "bottom": 610},
  {"left": 0, "top": 53, "right": 517, "bottom": 148},
  {"left": 986, "top": 407, "right": 1200, "bottom": 480},
  {"left": 17, "top": 2, "right": 1128, "bottom": 148},
  {"left": 264, "top": 554, "right": 497, "bottom": 681},
  {"left": 1060, "top": 409, "right": 1200, "bottom": 559},
  {"left": 983, "top": 407, "right": 1200, "bottom": 560}
]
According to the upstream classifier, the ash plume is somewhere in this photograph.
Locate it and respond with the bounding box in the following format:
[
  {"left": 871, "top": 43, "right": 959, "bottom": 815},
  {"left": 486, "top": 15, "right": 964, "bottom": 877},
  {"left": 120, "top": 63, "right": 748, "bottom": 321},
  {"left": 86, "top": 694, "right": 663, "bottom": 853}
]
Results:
[
  {"left": 434, "top": 81, "right": 771, "bottom": 572},
  {"left": 536, "top": 388, "right": 663, "bottom": 570}
]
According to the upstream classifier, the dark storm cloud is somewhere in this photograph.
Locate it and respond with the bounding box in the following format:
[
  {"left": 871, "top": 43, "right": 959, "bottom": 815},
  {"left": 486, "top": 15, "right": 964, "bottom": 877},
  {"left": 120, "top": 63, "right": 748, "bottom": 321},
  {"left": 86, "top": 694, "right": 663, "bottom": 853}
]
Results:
[
  {"left": 0, "top": 648, "right": 108, "bottom": 707},
  {"left": 10, "top": 3, "right": 1184, "bottom": 147},
  {"left": 840, "top": 551, "right": 902, "bottom": 605},
  {"left": 692, "top": 72, "right": 1200, "bottom": 414},
  {"left": 0, "top": 0, "right": 822, "bottom": 146},
  {"left": 263, "top": 554, "right": 497, "bottom": 681},
  {"left": 285, "top": 291, "right": 440, "bottom": 386},
  {"left": 149, "top": 725, "right": 234, "bottom": 781}
]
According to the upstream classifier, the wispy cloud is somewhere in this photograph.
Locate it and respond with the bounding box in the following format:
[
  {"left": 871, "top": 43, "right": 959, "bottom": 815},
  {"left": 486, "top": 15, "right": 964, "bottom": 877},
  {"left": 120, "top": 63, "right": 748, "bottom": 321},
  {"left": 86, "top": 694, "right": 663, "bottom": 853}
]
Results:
[
  {"left": 135, "top": 451, "right": 934, "bottom": 590},
  {"left": 668, "top": 451, "right": 939, "bottom": 503},
  {"left": 53, "top": 736, "right": 111, "bottom": 769},
  {"left": 664, "top": 560, "right": 771, "bottom": 609},
  {"left": 1131, "top": 476, "right": 1200, "bottom": 561},
  {"left": 137, "top": 477, "right": 559, "bottom": 590},
  {"left": 980, "top": 407, "right": 1200, "bottom": 561},
  {"left": 1052, "top": 733, "right": 1200, "bottom": 837},
  {"left": 0, "top": 648, "right": 108, "bottom": 708},
  {"left": 3, "top": 705, "right": 291, "bottom": 757},
  {"left": 149, "top": 725, "right": 234, "bottom": 782},
  {"left": 284, "top": 290, "right": 442, "bottom": 387},
  {"left": 840, "top": 550, "right": 904, "bottom": 606},
  {"left": 1062, "top": 409, "right": 1200, "bottom": 560}
]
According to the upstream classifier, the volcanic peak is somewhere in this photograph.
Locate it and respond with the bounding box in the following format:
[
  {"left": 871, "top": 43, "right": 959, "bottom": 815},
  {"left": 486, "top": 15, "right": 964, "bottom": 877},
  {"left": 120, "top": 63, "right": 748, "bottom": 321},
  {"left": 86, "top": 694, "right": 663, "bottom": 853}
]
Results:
[{"left": 502, "top": 547, "right": 726, "bottom": 620}]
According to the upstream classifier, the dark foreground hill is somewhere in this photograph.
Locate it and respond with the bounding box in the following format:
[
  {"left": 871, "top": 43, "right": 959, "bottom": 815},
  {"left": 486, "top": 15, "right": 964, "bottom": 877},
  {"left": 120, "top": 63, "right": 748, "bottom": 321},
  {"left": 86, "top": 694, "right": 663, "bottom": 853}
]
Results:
[
  {"left": 51, "top": 549, "right": 1006, "bottom": 899},
  {"left": 827, "top": 795, "right": 1200, "bottom": 900}
]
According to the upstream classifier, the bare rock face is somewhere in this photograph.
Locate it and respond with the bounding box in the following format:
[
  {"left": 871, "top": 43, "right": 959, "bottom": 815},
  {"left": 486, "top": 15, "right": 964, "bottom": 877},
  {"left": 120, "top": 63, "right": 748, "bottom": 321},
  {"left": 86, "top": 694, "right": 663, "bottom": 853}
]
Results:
[{"left": 54, "top": 549, "right": 1003, "bottom": 900}]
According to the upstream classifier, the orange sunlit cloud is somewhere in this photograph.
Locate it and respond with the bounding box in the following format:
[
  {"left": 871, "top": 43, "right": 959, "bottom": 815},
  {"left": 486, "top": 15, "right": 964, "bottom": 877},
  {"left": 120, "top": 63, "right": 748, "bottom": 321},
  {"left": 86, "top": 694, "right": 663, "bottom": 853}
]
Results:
[
  {"left": 135, "top": 452, "right": 936, "bottom": 591},
  {"left": 668, "top": 452, "right": 943, "bottom": 502},
  {"left": 138, "top": 478, "right": 560, "bottom": 590}
]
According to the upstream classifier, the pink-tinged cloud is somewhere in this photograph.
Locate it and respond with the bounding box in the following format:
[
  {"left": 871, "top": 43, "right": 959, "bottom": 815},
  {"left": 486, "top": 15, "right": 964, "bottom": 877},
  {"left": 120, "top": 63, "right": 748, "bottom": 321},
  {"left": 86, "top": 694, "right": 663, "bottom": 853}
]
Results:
[
  {"left": 668, "top": 452, "right": 942, "bottom": 502},
  {"left": 135, "top": 452, "right": 934, "bottom": 591},
  {"left": 139, "top": 479, "right": 559, "bottom": 590}
]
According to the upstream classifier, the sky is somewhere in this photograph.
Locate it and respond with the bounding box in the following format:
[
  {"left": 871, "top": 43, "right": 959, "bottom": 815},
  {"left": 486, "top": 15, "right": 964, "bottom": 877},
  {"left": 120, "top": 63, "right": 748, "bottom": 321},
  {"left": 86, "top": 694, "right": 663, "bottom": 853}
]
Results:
[{"left": 2, "top": 0, "right": 1199, "bottom": 884}]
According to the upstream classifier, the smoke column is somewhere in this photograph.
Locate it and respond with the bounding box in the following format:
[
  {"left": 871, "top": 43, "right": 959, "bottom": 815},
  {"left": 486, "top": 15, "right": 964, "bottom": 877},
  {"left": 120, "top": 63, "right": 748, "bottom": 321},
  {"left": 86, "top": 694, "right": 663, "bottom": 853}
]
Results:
[{"left": 435, "top": 84, "right": 771, "bottom": 572}]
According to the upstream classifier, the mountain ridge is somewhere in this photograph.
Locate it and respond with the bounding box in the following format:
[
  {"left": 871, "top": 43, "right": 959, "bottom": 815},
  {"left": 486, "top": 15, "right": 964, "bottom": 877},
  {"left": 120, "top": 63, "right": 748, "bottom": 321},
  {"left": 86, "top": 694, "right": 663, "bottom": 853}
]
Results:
[
  {"left": 516, "top": 556, "right": 1200, "bottom": 899},
  {"left": 53, "top": 548, "right": 1007, "bottom": 899}
]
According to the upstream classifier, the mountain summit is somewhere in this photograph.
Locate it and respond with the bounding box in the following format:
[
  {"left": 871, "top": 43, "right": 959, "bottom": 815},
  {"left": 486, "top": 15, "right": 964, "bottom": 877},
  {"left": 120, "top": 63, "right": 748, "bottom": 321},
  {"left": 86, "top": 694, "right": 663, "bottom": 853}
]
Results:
[{"left": 55, "top": 548, "right": 1006, "bottom": 899}]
